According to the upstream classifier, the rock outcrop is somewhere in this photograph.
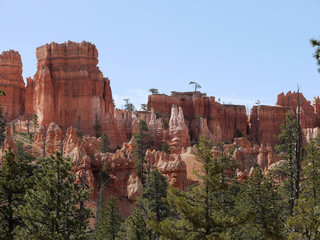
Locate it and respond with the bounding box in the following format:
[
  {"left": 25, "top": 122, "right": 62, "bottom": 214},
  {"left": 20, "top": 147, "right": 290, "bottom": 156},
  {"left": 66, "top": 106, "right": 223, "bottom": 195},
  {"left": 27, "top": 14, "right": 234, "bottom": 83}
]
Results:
[
  {"left": 277, "top": 91, "right": 319, "bottom": 129},
  {"left": 147, "top": 92, "right": 248, "bottom": 143},
  {"left": 30, "top": 41, "right": 122, "bottom": 145},
  {"left": 248, "top": 105, "right": 290, "bottom": 146},
  {"left": 0, "top": 50, "right": 25, "bottom": 120},
  {"left": 168, "top": 105, "right": 190, "bottom": 151}
]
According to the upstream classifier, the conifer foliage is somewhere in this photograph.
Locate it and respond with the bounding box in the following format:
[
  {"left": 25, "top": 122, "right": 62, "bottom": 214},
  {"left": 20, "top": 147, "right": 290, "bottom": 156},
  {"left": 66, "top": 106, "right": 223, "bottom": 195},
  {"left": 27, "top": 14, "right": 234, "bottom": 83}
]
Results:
[{"left": 16, "top": 152, "right": 92, "bottom": 240}]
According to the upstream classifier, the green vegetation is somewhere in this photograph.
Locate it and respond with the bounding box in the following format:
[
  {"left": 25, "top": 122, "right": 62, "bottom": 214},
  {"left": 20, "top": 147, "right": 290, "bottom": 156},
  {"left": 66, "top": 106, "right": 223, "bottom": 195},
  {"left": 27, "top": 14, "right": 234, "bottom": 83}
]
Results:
[
  {"left": 148, "top": 88, "right": 159, "bottom": 94},
  {"left": 189, "top": 81, "right": 201, "bottom": 91},
  {"left": 99, "top": 132, "right": 110, "bottom": 153},
  {"left": 311, "top": 38, "right": 320, "bottom": 73},
  {"left": 124, "top": 98, "right": 135, "bottom": 112},
  {"left": 134, "top": 120, "right": 148, "bottom": 185}
]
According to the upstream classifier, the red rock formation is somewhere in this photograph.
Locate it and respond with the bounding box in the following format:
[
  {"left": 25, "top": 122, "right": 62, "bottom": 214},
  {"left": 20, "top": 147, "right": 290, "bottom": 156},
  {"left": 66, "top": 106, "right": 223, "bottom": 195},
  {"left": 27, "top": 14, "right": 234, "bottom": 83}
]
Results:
[
  {"left": 35, "top": 122, "right": 188, "bottom": 204},
  {"left": 248, "top": 105, "right": 290, "bottom": 146},
  {"left": 168, "top": 105, "right": 190, "bottom": 152},
  {"left": 276, "top": 91, "right": 319, "bottom": 129},
  {"left": 25, "top": 77, "right": 34, "bottom": 115},
  {"left": 31, "top": 41, "right": 123, "bottom": 146},
  {"left": 147, "top": 92, "right": 247, "bottom": 143},
  {"left": 0, "top": 50, "right": 25, "bottom": 120}
]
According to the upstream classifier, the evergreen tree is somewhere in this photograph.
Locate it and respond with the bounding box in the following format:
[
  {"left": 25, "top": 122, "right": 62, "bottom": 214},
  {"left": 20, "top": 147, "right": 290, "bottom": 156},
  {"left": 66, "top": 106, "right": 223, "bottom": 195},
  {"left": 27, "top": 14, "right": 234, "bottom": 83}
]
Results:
[
  {"left": 286, "top": 135, "right": 320, "bottom": 239},
  {"left": 149, "top": 135, "right": 240, "bottom": 239},
  {"left": 93, "top": 196, "right": 121, "bottom": 240},
  {"left": 32, "top": 113, "right": 38, "bottom": 137},
  {"left": 119, "top": 209, "right": 149, "bottom": 240},
  {"left": 99, "top": 133, "right": 110, "bottom": 153},
  {"left": 161, "top": 141, "right": 170, "bottom": 154},
  {"left": 274, "top": 111, "right": 302, "bottom": 216},
  {"left": 16, "top": 152, "right": 92, "bottom": 240},
  {"left": 124, "top": 98, "right": 135, "bottom": 112},
  {"left": 0, "top": 147, "right": 32, "bottom": 240},
  {"left": 142, "top": 169, "right": 169, "bottom": 222},
  {"left": 148, "top": 88, "right": 159, "bottom": 94},
  {"left": 0, "top": 103, "right": 6, "bottom": 147},
  {"left": 233, "top": 168, "right": 285, "bottom": 239},
  {"left": 11, "top": 122, "right": 16, "bottom": 135},
  {"left": 140, "top": 104, "right": 147, "bottom": 111},
  {"left": 134, "top": 120, "right": 148, "bottom": 185},
  {"left": 311, "top": 38, "right": 320, "bottom": 73}
]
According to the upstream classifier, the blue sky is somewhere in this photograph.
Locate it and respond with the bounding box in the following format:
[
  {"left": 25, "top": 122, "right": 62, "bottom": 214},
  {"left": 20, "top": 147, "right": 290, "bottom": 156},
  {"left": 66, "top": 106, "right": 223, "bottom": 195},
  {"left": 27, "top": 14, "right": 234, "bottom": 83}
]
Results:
[{"left": 0, "top": 0, "right": 319, "bottom": 111}]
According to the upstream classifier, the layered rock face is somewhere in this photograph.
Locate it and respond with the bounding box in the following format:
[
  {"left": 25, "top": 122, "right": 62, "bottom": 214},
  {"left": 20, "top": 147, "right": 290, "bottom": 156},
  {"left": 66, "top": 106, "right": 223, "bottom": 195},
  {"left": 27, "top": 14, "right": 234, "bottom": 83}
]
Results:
[
  {"left": 30, "top": 41, "right": 117, "bottom": 141},
  {"left": 35, "top": 122, "right": 188, "bottom": 207},
  {"left": 0, "top": 50, "right": 25, "bottom": 120},
  {"left": 147, "top": 92, "right": 247, "bottom": 143},
  {"left": 248, "top": 105, "right": 290, "bottom": 146},
  {"left": 25, "top": 77, "right": 34, "bottom": 115},
  {"left": 276, "top": 91, "right": 320, "bottom": 129}
]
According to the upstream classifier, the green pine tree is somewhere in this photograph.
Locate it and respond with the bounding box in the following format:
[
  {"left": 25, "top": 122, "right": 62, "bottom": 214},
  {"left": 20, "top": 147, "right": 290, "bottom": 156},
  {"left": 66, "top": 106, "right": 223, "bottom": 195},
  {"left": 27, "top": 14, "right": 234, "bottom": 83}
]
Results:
[
  {"left": 0, "top": 103, "right": 6, "bottom": 147},
  {"left": 311, "top": 38, "right": 320, "bottom": 73},
  {"left": 93, "top": 196, "right": 122, "bottom": 240},
  {"left": 274, "top": 111, "right": 302, "bottom": 216},
  {"left": 0, "top": 147, "right": 32, "bottom": 240},
  {"left": 142, "top": 169, "right": 169, "bottom": 222},
  {"left": 161, "top": 141, "right": 170, "bottom": 154},
  {"left": 134, "top": 120, "right": 148, "bottom": 185},
  {"left": 16, "top": 152, "right": 92, "bottom": 240},
  {"left": 99, "top": 133, "right": 110, "bottom": 153},
  {"left": 233, "top": 168, "right": 285, "bottom": 240},
  {"left": 149, "top": 135, "right": 240, "bottom": 239},
  {"left": 286, "top": 135, "right": 320, "bottom": 239},
  {"left": 119, "top": 208, "right": 149, "bottom": 240}
]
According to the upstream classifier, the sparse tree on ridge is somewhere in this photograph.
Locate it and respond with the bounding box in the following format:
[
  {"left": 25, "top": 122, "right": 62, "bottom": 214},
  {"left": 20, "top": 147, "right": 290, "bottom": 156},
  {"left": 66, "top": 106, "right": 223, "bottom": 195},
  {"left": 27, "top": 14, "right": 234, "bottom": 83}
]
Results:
[
  {"left": 134, "top": 120, "right": 148, "bottom": 185},
  {"left": 140, "top": 104, "right": 147, "bottom": 111},
  {"left": 124, "top": 98, "right": 135, "bottom": 112},
  {"left": 148, "top": 88, "right": 159, "bottom": 94},
  {"left": 189, "top": 81, "right": 201, "bottom": 92}
]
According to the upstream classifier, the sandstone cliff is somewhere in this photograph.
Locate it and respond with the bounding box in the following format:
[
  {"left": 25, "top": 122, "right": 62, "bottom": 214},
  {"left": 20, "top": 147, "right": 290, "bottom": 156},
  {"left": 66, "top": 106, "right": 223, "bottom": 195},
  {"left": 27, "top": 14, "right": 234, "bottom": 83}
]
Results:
[
  {"left": 147, "top": 92, "right": 247, "bottom": 144},
  {"left": 0, "top": 50, "right": 25, "bottom": 120},
  {"left": 30, "top": 41, "right": 119, "bottom": 143}
]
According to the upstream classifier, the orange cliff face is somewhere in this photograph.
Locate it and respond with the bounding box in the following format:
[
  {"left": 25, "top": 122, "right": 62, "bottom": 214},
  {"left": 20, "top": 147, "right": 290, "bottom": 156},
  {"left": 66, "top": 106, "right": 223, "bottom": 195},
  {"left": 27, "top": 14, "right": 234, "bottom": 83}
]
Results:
[
  {"left": 28, "top": 41, "right": 125, "bottom": 147},
  {"left": 147, "top": 92, "right": 248, "bottom": 144},
  {"left": 0, "top": 50, "right": 25, "bottom": 120}
]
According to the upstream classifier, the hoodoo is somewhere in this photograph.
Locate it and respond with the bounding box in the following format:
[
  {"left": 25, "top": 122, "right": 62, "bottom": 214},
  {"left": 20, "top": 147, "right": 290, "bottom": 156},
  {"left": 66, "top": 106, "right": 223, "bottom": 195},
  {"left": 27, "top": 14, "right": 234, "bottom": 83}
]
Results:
[
  {"left": 28, "top": 41, "right": 115, "bottom": 137},
  {"left": 0, "top": 50, "right": 25, "bottom": 120}
]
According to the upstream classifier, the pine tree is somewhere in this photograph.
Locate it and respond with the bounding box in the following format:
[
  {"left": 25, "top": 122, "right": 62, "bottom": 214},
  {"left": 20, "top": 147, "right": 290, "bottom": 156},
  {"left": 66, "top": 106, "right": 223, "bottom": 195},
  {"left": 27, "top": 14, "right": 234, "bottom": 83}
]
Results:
[
  {"left": 286, "top": 135, "right": 320, "bottom": 239},
  {"left": 93, "top": 196, "right": 121, "bottom": 240},
  {"left": 161, "top": 141, "right": 170, "bottom": 154},
  {"left": 233, "top": 168, "right": 285, "bottom": 239},
  {"left": 11, "top": 122, "right": 16, "bottom": 135},
  {"left": 274, "top": 111, "right": 302, "bottom": 216},
  {"left": 0, "top": 147, "right": 32, "bottom": 240},
  {"left": 149, "top": 135, "right": 240, "bottom": 239},
  {"left": 16, "top": 152, "right": 92, "bottom": 239},
  {"left": 32, "top": 113, "right": 38, "bottom": 138},
  {"left": 134, "top": 120, "right": 148, "bottom": 185},
  {"left": 311, "top": 38, "right": 320, "bottom": 73},
  {"left": 99, "top": 133, "right": 110, "bottom": 153},
  {"left": 142, "top": 169, "right": 169, "bottom": 223},
  {"left": 119, "top": 209, "right": 149, "bottom": 240},
  {"left": 0, "top": 103, "right": 6, "bottom": 147}
]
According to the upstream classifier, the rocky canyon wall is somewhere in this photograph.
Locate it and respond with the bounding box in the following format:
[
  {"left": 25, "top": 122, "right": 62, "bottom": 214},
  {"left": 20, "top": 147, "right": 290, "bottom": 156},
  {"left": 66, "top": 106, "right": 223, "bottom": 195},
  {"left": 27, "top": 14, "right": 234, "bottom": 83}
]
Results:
[
  {"left": 147, "top": 92, "right": 248, "bottom": 144},
  {"left": 0, "top": 50, "right": 25, "bottom": 120}
]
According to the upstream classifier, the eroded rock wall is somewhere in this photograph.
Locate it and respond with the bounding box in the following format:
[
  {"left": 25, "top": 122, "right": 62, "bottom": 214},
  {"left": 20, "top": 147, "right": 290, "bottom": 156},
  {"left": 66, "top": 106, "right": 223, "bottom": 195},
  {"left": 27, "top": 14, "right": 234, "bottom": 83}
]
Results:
[{"left": 0, "top": 50, "right": 25, "bottom": 120}]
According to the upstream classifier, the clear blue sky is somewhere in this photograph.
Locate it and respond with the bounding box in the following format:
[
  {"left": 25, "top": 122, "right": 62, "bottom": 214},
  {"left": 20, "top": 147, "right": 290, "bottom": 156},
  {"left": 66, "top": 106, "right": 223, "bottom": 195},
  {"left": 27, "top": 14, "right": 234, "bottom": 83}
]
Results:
[{"left": 0, "top": 0, "right": 319, "bottom": 111}]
